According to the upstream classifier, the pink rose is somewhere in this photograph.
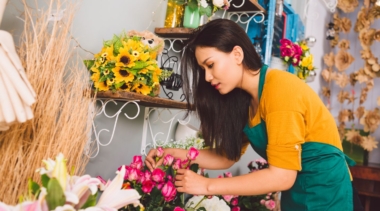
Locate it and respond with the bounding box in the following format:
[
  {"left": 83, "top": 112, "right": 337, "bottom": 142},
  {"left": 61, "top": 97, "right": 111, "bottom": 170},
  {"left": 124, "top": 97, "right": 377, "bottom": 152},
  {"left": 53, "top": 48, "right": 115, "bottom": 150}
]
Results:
[
  {"left": 156, "top": 147, "right": 164, "bottom": 158},
  {"left": 163, "top": 154, "right": 174, "bottom": 166},
  {"left": 223, "top": 195, "right": 234, "bottom": 203},
  {"left": 260, "top": 199, "right": 265, "bottom": 205},
  {"left": 293, "top": 44, "right": 302, "bottom": 57},
  {"left": 172, "top": 159, "right": 181, "bottom": 170},
  {"left": 128, "top": 168, "right": 141, "bottom": 181},
  {"left": 231, "top": 198, "right": 238, "bottom": 206},
  {"left": 141, "top": 180, "right": 155, "bottom": 193},
  {"left": 232, "top": 206, "right": 240, "bottom": 211},
  {"left": 161, "top": 181, "right": 177, "bottom": 202},
  {"left": 224, "top": 172, "right": 232, "bottom": 177},
  {"left": 265, "top": 200, "right": 276, "bottom": 210},
  {"left": 131, "top": 156, "right": 143, "bottom": 169},
  {"left": 173, "top": 207, "right": 185, "bottom": 211},
  {"left": 181, "top": 159, "right": 190, "bottom": 169},
  {"left": 280, "top": 46, "right": 294, "bottom": 58},
  {"left": 280, "top": 38, "right": 292, "bottom": 47},
  {"left": 187, "top": 147, "right": 199, "bottom": 160},
  {"left": 151, "top": 168, "right": 165, "bottom": 183},
  {"left": 218, "top": 175, "right": 223, "bottom": 178},
  {"left": 156, "top": 182, "right": 165, "bottom": 190}
]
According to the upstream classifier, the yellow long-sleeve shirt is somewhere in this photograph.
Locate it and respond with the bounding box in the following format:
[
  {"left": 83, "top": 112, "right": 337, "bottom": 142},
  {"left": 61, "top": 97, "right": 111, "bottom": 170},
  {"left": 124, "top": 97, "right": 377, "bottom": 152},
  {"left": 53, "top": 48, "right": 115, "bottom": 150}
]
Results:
[{"left": 244, "top": 69, "right": 342, "bottom": 171}]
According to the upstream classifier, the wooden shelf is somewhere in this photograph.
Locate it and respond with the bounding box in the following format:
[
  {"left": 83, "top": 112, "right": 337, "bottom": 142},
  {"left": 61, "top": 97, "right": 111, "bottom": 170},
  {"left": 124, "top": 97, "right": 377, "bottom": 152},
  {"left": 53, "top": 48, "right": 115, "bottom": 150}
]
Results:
[
  {"left": 155, "top": 27, "right": 194, "bottom": 38},
  {"left": 228, "top": 0, "right": 266, "bottom": 13},
  {"left": 94, "top": 91, "right": 193, "bottom": 110}
]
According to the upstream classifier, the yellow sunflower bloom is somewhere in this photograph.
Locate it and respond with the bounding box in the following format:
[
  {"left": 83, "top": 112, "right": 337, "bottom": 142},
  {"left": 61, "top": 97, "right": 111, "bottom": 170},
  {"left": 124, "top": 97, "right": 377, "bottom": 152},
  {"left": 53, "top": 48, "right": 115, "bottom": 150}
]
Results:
[
  {"left": 132, "top": 82, "right": 152, "bottom": 95},
  {"left": 103, "top": 45, "right": 116, "bottom": 61},
  {"left": 107, "top": 78, "right": 115, "bottom": 86},
  {"left": 91, "top": 66, "right": 100, "bottom": 74},
  {"left": 95, "top": 81, "right": 109, "bottom": 91},
  {"left": 115, "top": 47, "right": 136, "bottom": 68},
  {"left": 152, "top": 73, "right": 160, "bottom": 84},
  {"left": 138, "top": 52, "right": 150, "bottom": 62},
  {"left": 113, "top": 66, "right": 135, "bottom": 83},
  {"left": 90, "top": 72, "right": 100, "bottom": 82},
  {"left": 150, "top": 51, "right": 157, "bottom": 60},
  {"left": 123, "top": 39, "right": 144, "bottom": 52},
  {"left": 119, "top": 82, "right": 132, "bottom": 91}
]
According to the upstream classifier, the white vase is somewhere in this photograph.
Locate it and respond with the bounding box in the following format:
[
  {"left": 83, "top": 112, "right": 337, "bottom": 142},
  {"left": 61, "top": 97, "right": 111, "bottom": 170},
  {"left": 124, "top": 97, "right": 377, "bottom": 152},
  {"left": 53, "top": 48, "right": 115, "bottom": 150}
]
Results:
[{"left": 269, "top": 56, "right": 288, "bottom": 71}]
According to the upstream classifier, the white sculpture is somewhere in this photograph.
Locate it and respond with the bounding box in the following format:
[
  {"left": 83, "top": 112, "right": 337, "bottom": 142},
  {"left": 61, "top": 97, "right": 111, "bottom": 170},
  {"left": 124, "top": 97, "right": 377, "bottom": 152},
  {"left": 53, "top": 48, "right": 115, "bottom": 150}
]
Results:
[{"left": 0, "top": 0, "right": 36, "bottom": 131}]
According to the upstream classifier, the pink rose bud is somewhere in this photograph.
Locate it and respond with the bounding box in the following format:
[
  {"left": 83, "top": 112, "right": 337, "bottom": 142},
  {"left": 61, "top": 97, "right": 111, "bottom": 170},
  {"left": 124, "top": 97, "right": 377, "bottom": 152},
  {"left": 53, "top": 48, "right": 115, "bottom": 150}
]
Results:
[
  {"left": 265, "top": 200, "right": 276, "bottom": 210},
  {"left": 172, "top": 159, "right": 181, "bottom": 170},
  {"left": 231, "top": 198, "right": 238, "bottom": 206},
  {"left": 163, "top": 154, "right": 174, "bottom": 166},
  {"left": 141, "top": 180, "right": 155, "bottom": 193},
  {"left": 232, "top": 206, "right": 240, "bottom": 211},
  {"left": 151, "top": 168, "right": 165, "bottom": 183},
  {"left": 128, "top": 168, "right": 141, "bottom": 181},
  {"left": 156, "top": 182, "right": 164, "bottom": 190},
  {"left": 173, "top": 207, "right": 185, "bottom": 211},
  {"left": 266, "top": 195, "right": 270, "bottom": 199},
  {"left": 167, "top": 175, "right": 173, "bottom": 181},
  {"left": 260, "top": 199, "right": 265, "bottom": 205},
  {"left": 187, "top": 147, "right": 199, "bottom": 160},
  {"left": 133, "top": 155, "right": 143, "bottom": 163},
  {"left": 218, "top": 175, "right": 223, "bottom": 178},
  {"left": 223, "top": 195, "right": 234, "bottom": 203},
  {"left": 156, "top": 147, "right": 164, "bottom": 158},
  {"left": 144, "top": 170, "right": 151, "bottom": 181},
  {"left": 161, "top": 181, "right": 177, "bottom": 202},
  {"left": 181, "top": 159, "right": 190, "bottom": 169},
  {"left": 224, "top": 172, "right": 232, "bottom": 177}
]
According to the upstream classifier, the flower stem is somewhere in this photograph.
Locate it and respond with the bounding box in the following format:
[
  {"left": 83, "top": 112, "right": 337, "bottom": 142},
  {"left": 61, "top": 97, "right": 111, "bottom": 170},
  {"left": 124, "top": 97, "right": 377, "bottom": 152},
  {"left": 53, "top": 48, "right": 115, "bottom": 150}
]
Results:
[{"left": 194, "top": 196, "right": 207, "bottom": 209}]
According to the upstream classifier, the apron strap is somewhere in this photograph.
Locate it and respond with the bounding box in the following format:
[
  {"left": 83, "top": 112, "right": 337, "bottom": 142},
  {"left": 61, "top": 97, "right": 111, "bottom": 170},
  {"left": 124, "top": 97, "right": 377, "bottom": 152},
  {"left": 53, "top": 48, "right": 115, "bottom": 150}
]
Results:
[{"left": 258, "top": 65, "right": 268, "bottom": 99}]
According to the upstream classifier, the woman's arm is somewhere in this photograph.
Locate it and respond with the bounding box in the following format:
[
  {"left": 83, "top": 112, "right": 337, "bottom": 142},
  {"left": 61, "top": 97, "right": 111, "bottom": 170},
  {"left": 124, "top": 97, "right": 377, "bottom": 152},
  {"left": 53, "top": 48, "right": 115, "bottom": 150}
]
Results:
[
  {"left": 175, "top": 165, "right": 297, "bottom": 195},
  {"left": 145, "top": 148, "right": 235, "bottom": 171}
]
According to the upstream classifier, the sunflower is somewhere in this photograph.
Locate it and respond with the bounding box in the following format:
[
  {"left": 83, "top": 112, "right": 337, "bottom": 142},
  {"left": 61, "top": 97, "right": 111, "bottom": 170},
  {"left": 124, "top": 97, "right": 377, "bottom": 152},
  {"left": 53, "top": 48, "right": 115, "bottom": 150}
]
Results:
[
  {"left": 107, "top": 78, "right": 115, "bottom": 86},
  {"left": 150, "top": 51, "right": 158, "bottom": 60},
  {"left": 120, "top": 82, "right": 132, "bottom": 91},
  {"left": 138, "top": 68, "right": 149, "bottom": 74},
  {"left": 138, "top": 52, "right": 151, "bottom": 62},
  {"left": 102, "top": 45, "right": 116, "bottom": 61},
  {"left": 95, "top": 80, "right": 109, "bottom": 91},
  {"left": 116, "top": 47, "right": 136, "bottom": 68},
  {"left": 123, "top": 39, "right": 144, "bottom": 52},
  {"left": 113, "top": 66, "right": 135, "bottom": 83},
  {"left": 91, "top": 72, "right": 100, "bottom": 82},
  {"left": 132, "top": 82, "right": 152, "bottom": 95}
]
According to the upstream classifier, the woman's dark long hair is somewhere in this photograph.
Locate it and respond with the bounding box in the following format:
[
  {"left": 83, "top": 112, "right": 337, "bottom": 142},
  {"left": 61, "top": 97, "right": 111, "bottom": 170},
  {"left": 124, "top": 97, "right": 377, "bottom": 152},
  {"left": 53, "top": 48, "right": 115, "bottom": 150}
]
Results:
[{"left": 181, "top": 19, "right": 263, "bottom": 160}]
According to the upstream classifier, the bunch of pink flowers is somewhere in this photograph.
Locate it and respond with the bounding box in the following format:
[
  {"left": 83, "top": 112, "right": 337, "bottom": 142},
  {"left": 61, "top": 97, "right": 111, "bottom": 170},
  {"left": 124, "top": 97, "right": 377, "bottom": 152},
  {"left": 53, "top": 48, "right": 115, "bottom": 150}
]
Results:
[
  {"left": 279, "top": 38, "right": 303, "bottom": 67},
  {"left": 98, "top": 147, "right": 200, "bottom": 211}
]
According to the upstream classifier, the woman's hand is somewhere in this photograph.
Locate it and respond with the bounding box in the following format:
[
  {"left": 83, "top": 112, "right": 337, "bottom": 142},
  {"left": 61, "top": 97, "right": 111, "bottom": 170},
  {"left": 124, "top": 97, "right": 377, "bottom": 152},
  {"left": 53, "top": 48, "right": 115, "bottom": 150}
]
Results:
[
  {"left": 145, "top": 148, "right": 167, "bottom": 171},
  {"left": 175, "top": 168, "right": 210, "bottom": 195}
]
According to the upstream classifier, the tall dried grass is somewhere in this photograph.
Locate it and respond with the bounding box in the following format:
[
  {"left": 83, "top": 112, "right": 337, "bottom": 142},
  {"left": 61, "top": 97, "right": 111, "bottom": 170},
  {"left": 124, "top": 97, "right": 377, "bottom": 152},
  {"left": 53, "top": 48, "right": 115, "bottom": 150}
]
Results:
[{"left": 0, "top": 0, "right": 95, "bottom": 204}]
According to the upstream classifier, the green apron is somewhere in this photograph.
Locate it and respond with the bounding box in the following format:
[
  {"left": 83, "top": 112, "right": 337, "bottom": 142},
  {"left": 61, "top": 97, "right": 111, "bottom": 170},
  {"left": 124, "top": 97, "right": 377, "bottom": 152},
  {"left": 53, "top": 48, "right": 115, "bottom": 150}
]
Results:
[{"left": 243, "top": 65, "right": 354, "bottom": 211}]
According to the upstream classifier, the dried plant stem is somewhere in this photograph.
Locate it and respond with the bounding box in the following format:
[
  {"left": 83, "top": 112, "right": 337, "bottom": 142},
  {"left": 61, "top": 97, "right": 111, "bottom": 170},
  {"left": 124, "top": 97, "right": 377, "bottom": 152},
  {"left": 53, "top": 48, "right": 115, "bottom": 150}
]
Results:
[{"left": 0, "top": 0, "right": 95, "bottom": 204}]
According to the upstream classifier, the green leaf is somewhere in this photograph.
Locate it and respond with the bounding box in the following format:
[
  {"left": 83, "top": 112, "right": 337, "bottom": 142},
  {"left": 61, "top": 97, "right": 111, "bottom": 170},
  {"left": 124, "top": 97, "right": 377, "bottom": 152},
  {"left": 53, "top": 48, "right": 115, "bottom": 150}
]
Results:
[
  {"left": 83, "top": 60, "right": 95, "bottom": 71},
  {"left": 80, "top": 192, "right": 98, "bottom": 209},
  {"left": 28, "top": 179, "right": 40, "bottom": 195},
  {"left": 99, "top": 75, "right": 107, "bottom": 82},
  {"left": 196, "top": 208, "right": 206, "bottom": 211},
  {"left": 114, "top": 81, "right": 125, "bottom": 89},
  {"left": 132, "top": 61, "right": 149, "bottom": 70},
  {"left": 189, "top": 163, "right": 199, "bottom": 173},
  {"left": 46, "top": 178, "right": 66, "bottom": 210},
  {"left": 199, "top": 6, "right": 212, "bottom": 17},
  {"left": 41, "top": 174, "right": 50, "bottom": 188}
]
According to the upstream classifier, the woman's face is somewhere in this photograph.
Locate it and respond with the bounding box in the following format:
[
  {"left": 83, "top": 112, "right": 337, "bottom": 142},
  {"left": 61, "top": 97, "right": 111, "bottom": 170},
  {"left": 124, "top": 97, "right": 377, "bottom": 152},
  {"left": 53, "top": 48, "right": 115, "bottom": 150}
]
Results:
[{"left": 195, "top": 46, "right": 243, "bottom": 94}]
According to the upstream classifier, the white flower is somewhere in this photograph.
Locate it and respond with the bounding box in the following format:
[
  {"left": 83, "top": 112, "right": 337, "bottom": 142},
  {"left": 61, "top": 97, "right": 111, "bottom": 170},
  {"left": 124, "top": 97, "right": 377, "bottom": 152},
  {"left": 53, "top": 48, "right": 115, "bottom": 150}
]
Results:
[
  {"left": 213, "top": 0, "right": 225, "bottom": 8},
  {"left": 186, "top": 195, "right": 230, "bottom": 211},
  {"left": 200, "top": 0, "right": 208, "bottom": 8}
]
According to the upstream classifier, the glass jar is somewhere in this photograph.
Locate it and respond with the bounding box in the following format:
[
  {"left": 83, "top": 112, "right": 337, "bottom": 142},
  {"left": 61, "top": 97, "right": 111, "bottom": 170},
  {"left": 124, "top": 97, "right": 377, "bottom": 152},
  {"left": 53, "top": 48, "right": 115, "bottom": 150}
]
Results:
[
  {"left": 183, "top": 5, "right": 200, "bottom": 28},
  {"left": 164, "top": 0, "right": 185, "bottom": 28}
]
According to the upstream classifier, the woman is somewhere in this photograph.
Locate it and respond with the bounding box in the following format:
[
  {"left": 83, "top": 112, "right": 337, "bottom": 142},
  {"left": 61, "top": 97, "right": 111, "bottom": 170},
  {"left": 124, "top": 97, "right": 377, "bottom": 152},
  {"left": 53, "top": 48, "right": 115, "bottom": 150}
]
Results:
[{"left": 145, "top": 19, "right": 363, "bottom": 211}]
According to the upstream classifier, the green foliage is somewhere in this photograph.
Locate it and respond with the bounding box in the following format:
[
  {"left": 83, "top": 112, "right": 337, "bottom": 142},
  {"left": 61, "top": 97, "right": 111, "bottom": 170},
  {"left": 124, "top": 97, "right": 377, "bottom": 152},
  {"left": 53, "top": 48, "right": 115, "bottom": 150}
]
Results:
[
  {"left": 80, "top": 192, "right": 98, "bottom": 209},
  {"left": 45, "top": 178, "right": 66, "bottom": 210}
]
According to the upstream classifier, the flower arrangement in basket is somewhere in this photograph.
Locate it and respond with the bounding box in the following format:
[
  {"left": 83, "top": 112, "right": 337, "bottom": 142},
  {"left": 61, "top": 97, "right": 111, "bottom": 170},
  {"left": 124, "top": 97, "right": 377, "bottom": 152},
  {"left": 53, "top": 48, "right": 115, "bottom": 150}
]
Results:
[
  {"left": 0, "top": 153, "right": 141, "bottom": 211},
  {"left": 85, "top": 30, "right": 165, "bottom": 96},
  {"left": 279, "top": 38, "right": 316, "bottom": 80}
]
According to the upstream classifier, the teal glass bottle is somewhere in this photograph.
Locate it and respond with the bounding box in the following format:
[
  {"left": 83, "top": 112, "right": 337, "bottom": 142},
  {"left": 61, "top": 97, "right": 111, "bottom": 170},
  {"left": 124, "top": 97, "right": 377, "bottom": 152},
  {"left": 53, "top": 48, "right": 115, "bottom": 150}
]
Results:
[{"left": 183, "top": 5, "right": 200, "bottom": 28}]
